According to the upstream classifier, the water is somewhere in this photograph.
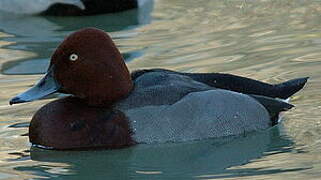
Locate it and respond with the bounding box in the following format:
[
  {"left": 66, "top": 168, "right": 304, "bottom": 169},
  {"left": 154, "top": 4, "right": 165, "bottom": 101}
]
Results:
[{"left": 0, "top": 0, "right": 320, "bottom": 179}]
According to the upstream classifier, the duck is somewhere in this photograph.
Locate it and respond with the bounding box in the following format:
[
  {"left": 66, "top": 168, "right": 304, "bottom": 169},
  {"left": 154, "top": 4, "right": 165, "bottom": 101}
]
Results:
[
  {"left": 9, "top": 28, "right": 308, "bottom": 150},
  {"left": 0, "top": 0, "right": 149, "bottom": 16}
]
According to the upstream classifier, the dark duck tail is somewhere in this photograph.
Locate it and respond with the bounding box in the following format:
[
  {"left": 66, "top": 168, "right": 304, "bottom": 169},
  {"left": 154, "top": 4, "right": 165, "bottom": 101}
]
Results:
[{"left": 273, "top": 77, "right": 309, "bottom": 99}]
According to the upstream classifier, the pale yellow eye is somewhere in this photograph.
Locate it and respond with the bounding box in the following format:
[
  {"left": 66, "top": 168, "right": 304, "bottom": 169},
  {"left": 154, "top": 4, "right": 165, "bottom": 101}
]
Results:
[{"left": 69, "top": 53, "right": 78, "bottom": 61}]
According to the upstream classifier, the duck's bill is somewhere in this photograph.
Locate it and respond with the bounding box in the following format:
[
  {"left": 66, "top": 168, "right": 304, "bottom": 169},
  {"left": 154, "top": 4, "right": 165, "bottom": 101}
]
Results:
[{"left": 9, "top": 66, "right": 61, "bottom": 105}]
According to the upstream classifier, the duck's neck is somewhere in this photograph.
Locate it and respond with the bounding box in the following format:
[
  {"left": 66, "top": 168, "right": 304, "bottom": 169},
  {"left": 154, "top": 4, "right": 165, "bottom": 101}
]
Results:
[
  {"left": 85, "top": 66, "right": 134, "bottom": 107},
  {"left": 86, "top": 81, "right": 134, "bottom": 107}
]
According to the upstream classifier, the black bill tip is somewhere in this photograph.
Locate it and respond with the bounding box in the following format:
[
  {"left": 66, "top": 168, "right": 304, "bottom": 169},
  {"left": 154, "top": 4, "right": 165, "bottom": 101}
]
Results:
[
  {"left": 9, "top": 65, "right": 60, "bottom": 106},
  {"left": 9, "top": 97, "right": 27, "bottom": 105}
]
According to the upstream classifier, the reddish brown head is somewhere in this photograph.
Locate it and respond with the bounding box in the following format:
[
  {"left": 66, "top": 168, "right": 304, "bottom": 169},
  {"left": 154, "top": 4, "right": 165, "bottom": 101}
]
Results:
[
  {"left": 10, "top": 28, "right": 133, "bottom": 106},
  {"left": 53, "top": 28, "right": 133, "bottom": 106}
]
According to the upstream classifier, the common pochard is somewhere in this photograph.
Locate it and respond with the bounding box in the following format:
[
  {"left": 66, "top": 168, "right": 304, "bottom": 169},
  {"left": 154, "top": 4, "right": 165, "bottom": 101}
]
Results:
[{"left": 10, "top": 28, "right": 308, "bottom": 150}]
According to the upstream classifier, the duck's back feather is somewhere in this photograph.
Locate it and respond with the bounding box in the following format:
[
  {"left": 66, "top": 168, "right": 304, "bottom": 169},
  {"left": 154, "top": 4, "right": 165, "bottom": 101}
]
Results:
[
  {"left": 131, "top": 69, "right": 308, "bottom": 99},
  {"left": 117, "top": 71, "right": 212, "bottom": 110}
]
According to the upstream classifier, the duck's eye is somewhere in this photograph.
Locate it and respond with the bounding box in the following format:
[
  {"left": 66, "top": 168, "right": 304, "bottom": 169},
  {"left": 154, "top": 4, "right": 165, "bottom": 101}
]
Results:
[{"left": 69, "top": 53, "right": 78, "bottom": 61}]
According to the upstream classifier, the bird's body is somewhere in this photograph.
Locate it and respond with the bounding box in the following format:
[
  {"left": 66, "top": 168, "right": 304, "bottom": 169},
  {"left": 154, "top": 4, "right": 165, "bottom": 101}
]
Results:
[{"left": 10, "top": 28, "right": 308, "bottom": 150}]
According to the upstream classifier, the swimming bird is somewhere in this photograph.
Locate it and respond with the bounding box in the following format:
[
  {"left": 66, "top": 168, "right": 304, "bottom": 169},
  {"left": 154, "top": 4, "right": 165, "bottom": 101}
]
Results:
[
  {"left": 0, "top": 0, "right": 149, "bottom": 16},
  {"left": 10, "top": 28, "right": 308, "bottom": 150}
]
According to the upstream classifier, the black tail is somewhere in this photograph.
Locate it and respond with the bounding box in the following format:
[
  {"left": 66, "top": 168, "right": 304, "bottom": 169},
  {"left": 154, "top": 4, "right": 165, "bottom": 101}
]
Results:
[
  {"left": 274, "top": 77, "right": 309, "bottom": 99},
  {"left": 250, "top": 94, "right": 294, "bottom": 125}
]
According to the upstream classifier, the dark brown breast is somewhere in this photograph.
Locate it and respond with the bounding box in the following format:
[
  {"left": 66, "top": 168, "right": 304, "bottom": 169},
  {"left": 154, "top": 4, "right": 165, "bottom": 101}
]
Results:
[{"left": 29, "top": 96, "right": 135, "bottom": 150}]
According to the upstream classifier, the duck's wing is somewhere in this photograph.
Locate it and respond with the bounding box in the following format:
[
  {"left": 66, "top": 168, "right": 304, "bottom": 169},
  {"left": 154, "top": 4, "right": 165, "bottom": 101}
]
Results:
[
  {"left": 126, "top": 70, "right": 293, "bottom": 122},
  {"left": 131, "top": 69, "right": 308, "bottom": 99},
  {"left": 118, "top": 71, "right": 213, "bottom": 110},
  {"left": 183, "top": 73, "right": 308, "bottom": 99}
]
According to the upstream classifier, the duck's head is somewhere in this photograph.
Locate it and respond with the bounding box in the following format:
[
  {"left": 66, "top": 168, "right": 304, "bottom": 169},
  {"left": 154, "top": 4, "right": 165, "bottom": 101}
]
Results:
[{"left": 10, "top": 28, "right": 133, "bottom": 106}]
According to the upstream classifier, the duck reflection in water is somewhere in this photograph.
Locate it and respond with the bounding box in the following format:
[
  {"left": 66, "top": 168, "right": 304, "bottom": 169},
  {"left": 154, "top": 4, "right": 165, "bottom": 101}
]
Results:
[{"left": 8, "top": 128, "right": 307, "bottom": 179}]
